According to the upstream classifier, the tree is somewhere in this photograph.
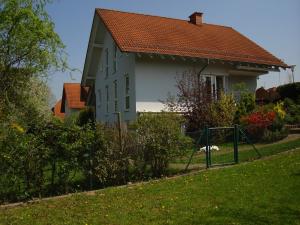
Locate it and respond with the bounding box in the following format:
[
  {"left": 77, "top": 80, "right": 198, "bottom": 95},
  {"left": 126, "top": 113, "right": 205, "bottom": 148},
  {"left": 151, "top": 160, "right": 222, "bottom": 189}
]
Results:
[
  {"left": 164, "top": 69, "right": 215, "bottom": 131},
  {"left": 0, "top": 0, "right": 66, "bottom": 103}
]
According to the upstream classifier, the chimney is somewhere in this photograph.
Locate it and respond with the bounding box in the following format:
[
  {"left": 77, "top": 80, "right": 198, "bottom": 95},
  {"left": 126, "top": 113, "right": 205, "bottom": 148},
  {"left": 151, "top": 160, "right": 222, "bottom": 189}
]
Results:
[{"left": 189, "top": 12, "right": 203, "bottom": 25}]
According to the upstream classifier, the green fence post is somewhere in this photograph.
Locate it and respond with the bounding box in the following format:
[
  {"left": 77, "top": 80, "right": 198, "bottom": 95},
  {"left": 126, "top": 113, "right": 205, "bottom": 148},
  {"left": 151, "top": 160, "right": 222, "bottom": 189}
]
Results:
[
  {"left": 234, "top": 124, "right": 239, "bottom": 164},
  {"left": 205, "top": 125, "right": 209, "bottom": 169}
]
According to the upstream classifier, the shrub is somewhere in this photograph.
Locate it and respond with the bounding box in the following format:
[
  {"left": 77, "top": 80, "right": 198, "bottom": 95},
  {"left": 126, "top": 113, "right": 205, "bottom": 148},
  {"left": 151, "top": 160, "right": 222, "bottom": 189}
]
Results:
[
  {"left": 283, "top": 98, "right": 300, "bottom": 125},
  {"left": 133, "top": 113, "right": 190, "bottom": 177},
  {"left": 277, "top": 82, "right": 300, "bottom": 102},
  {"left": 92, "top": 124, "right": 132, "bottom": 186},
  {"left": 234, "top": 87, "right": 256, "bottom": 124},
  {"left": 241, "top": 110, "right": 276, "bottom": 141},
  {"left": 210, "top": 92, "right": 236, "bottom": 127}
]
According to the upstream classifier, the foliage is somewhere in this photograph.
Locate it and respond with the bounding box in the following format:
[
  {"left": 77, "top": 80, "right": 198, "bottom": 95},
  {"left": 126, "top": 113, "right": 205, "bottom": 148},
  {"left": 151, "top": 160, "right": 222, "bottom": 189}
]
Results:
[
  {"left": 241, "top": 109, "right": 276, "bottom": 141},
  {"left": 210, "top": 92, "right": 236, "bottom": 127},
  {"left": 165, "top": 70, "right": 239, "bottom": 131},
  {"left": 164, "top": 69, "right": 214, "bottom": 131},
  {"left": 133, "top": 113, "right": 191, "bottom": 177},
  {"left": 0, "top": 77, "right": 54, "bottom": 128},
  {"left": 233, "top": 83, "right": 256, "bottom": 123},
  {"left": 0, "top": 0, "right": 66, "bottom": 79},
  {"left": 0, "top": 0, "right": 66, "bottom": 126},
  {"left": 273, "top": 101, "right": 286, "bottom": 120},
  {"left": 1, "top": 149, "right": 300, "bottom": 225},
  {"left": 92, "top": 124, "right": 132, "bottom": 186},
  {"left": 0, "top": 123, "right": 48, "bottom": 202},
  {"left": 283, "top": 98, "right": 300, "bottom": 124},
  {"left": 277, "top": 82, "right": 300, "bottom": 103},
  {"left": 77, "top": 107, "right": 95, "bottom": 126},
  {"left": 261, "top": 128, "right": 288, "bottom": 143}
]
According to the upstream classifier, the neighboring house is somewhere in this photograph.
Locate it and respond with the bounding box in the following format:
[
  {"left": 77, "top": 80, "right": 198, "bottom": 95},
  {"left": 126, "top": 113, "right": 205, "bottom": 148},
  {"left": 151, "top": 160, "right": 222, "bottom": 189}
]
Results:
[
  {"left": 61, "top": 83, "right": 89, "bottom": 117},
  {"left": 52, "top": 99, "right": 65, "bottom": 119},
  {"left": 81, "top": 9, "right": 288, "bottom": 124}
]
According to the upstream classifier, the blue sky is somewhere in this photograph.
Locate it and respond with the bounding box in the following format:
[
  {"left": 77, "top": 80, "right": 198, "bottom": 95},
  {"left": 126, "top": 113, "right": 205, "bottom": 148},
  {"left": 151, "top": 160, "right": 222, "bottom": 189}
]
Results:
[{"left": 46, "top": 0, "right": 300, "bottom": 101}]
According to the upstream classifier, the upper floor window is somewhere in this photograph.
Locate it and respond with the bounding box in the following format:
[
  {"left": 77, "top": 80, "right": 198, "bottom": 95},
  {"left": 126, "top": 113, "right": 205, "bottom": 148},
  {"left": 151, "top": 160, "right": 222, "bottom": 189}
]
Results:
[
  {"left": 113, "top": 80, "right": 118, "bottom": 112},
  {"left": 98, "top": 89, "right": 102, "bottom": 108},
  {"left": 105, "top": 85, "right": 109, "bottom": 113},
  {"left": 113, "top": 44, "right": 117, "bottom": 74},
  {"left": 105, "top": 48, "right": 109, "bottom": 78},
  {"left": 125, "top": 74, "right": 130, "bottom": 110}
]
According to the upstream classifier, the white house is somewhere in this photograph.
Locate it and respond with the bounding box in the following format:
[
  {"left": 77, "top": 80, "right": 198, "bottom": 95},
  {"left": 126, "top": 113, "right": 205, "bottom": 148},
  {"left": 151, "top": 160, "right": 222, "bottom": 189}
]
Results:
[{"left": 81, "top": 9, "right": 288, "bottom": 124}]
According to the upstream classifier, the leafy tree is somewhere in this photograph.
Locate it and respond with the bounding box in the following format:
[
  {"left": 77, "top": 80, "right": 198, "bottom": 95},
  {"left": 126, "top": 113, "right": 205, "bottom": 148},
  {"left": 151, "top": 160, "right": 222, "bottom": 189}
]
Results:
[
  {"left": 0, "top": 0, "right": 66, "bottom": 110},
  {"left": 164, "top": 69, "right": 214, "bottom": 131}
]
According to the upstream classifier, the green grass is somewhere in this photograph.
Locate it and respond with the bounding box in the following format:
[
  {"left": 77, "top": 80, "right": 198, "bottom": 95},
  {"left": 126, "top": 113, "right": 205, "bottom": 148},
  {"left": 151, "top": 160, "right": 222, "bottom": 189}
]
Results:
[
  {"left": 173, "top": 138, "right": 300, "bottom": 167},
  {"left": 1, "top": 149, "right": 300, "bottom": 225}
]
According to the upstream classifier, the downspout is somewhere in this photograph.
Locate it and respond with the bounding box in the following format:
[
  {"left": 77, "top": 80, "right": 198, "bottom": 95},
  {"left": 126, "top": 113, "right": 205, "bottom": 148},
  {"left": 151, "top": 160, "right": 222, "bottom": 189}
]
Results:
[{"left": 197, "top": 58, "right": 210, "bottom": 82}]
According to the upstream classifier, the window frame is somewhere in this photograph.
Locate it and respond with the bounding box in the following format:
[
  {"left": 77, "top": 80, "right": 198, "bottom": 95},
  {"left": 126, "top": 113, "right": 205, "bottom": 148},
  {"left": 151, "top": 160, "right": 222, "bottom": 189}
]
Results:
[
  {"left": 124, "top": 74, "right": 130, "bottom": 111},
  {"left": 105, "top": 48, "right": 109, "bottom": 78},
  {"left": 105, "top": 85, "right": 109, "bottom": 113},
  {"left": 113, "top": 80, "right": 118, "bottom": 112},
  {"left": 113, "top": 44, "right": 117, "bottom": 74}
]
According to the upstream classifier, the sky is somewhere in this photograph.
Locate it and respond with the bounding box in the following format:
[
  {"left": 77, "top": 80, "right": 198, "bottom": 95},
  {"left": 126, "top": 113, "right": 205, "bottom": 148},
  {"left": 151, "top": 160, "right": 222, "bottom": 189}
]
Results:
[{"left": 46, "top": 0, "right": 300, "bottom": 101}]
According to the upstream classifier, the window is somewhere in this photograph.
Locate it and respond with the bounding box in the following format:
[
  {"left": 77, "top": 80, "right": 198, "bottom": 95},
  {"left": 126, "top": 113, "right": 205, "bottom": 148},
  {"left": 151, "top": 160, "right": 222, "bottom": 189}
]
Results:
[
  {"left": 113, "top": 80, "right": 118, "bottom": 112},
  {"left": 113, "top": 44, "right": 117, "bottom": 73},
  {"left": 98, "top": 89, "right": 102, "bottom": 108},
  {"left": 216, "top": 76, "right": 224, "bottom": 99},
  {"left": 105, "top": 48, "right": 109, "bottom": 78},
  {"left": 125, "top": 74, "right": 130, "bottom": 110},
  {"left": 105, "top": 85, "right": 109, "bottom": 113}
]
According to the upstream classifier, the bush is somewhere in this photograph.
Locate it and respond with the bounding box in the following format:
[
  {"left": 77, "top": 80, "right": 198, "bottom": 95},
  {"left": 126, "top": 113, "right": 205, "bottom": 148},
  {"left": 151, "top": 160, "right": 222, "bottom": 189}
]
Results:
[
  {"left": 234, "top": 90, "right": 256, "bottom": 124},
  {"left": 277, "top": 82, "right": 300, "bottom": 102},
  {"left": 283, "top": 98, "right": 300, "bottom": 124},
  {"left": 92, "top": 124, "right": 132, "bottom": 186},
  {"left": 241, "top": 110, "right": 276, "bottom": 141},
  {"left": 132, "top": 113, "right": 191, "bottom": 177},
  {"left": 261, "top": 128, "right": 289, "bottom": 143},
  {"left": 210, "top": 92, "right": 236, "bottom": 127}
]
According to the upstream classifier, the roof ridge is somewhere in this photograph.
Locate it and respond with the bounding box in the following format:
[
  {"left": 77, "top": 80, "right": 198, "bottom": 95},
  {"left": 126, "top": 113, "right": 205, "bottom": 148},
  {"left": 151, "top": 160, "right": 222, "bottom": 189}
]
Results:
[{"left": 96, "top": 8, "right": 232, "bottom": 29}]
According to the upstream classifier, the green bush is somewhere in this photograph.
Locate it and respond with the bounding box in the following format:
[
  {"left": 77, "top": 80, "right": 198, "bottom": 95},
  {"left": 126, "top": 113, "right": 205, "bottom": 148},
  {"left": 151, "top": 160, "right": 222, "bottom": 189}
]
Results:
[
  {"left": 234, "top": 89, "right": 256, "bottom": 124},
  {"left": 133, "top": 113, "right": 191, "bottom": 177},
  {"left": 92, "top": 124, "right": 132, "bottom": 186},
  {"left": 277, "top": 82, "right": 300, "bottom": 102},
  {"left": 283, "top": 98, "right": 300, "bottom": 124},
  {"left": 261, "top": 128, "right": 289, "bottom": 143}
]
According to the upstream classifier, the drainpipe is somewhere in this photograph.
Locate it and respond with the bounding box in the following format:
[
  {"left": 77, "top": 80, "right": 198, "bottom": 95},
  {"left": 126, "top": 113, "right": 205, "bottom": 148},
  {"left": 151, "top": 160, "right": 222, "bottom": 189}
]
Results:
[{"left": 197, "top": 58, "right": 210, "bottom": 82}]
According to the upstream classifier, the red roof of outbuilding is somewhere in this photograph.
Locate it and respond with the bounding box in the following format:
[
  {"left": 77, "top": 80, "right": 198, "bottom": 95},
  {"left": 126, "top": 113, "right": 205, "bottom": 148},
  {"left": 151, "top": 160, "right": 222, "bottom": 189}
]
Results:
[
  {"left": 52, "top": 99, "right": 65, "bottom": 119},
  {"left": 61, "top": 83, "right": 88, "bottom": 111},
  {"left": 96, "top": 9, "right": 287, "bottom": 67}
]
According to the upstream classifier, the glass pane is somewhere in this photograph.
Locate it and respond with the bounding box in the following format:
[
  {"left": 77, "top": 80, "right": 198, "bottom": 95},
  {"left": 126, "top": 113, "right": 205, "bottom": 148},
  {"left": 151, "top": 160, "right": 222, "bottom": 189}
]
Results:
[{"left": 125, "top": 96, "right": 130, "bottom": 109}]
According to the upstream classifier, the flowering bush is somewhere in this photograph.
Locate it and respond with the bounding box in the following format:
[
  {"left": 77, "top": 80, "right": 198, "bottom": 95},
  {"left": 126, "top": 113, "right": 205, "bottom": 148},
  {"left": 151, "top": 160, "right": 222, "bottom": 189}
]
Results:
[
  {"left": 273, "top": 102, "right": 286, "bottom": 120},
  {"left": 242, "top": 110, "right": 276, "bottom": 141}
]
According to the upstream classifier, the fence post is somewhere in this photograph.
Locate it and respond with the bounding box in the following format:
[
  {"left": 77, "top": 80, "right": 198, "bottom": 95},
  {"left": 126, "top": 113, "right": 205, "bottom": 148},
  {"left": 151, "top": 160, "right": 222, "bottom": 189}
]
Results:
[
  {"left": 234, "top": 124, "right": 239, "bottom": 164},
  {"left": 205, "top": 125, "right": 210, "bottom": 168}
]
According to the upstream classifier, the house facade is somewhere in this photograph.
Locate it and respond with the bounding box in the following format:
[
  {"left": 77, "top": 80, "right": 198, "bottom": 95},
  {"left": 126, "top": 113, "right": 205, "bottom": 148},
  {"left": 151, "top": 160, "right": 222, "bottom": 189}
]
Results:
[
  {"left": 81, "top": 9, "right": 288, "bottom": 124},
  {"left": 61, "top": 83, "right": 89, "bottom": 117}
]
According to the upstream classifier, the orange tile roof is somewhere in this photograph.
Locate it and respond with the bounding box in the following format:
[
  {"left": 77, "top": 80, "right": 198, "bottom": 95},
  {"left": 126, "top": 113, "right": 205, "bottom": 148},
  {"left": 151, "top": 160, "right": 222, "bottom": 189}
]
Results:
[
  {"left": 52, "top": 99, "right": 65, "bottom": 119},
  {"left": 62, "top": 83, "right": 88, "bottom": 111},
  {"left": 96, "top": 9, "right": 287, "bottom": 67}
]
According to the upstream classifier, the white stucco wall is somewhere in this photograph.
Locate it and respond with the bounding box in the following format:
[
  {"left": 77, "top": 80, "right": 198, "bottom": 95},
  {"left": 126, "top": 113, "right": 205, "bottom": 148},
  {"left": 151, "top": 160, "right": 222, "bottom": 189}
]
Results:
[
  {"left": 95, "top": 25, "right": 136, "bottom": 124},
  {"left": 135, "top": 58, "right": 233, "bottom": 113},
  {"left": 92, "top": 26, "right": 261, "bottom": 123}
]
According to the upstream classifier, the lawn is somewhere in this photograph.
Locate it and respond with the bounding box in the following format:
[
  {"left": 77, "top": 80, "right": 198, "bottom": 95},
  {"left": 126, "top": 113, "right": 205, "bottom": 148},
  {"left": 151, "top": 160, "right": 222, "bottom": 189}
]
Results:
[
  {"left": 1, "top": 149, "right": 300, "bottom": 224},
  {"left": 172, "top": 136, "right": 300, "bottom": 170}
]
